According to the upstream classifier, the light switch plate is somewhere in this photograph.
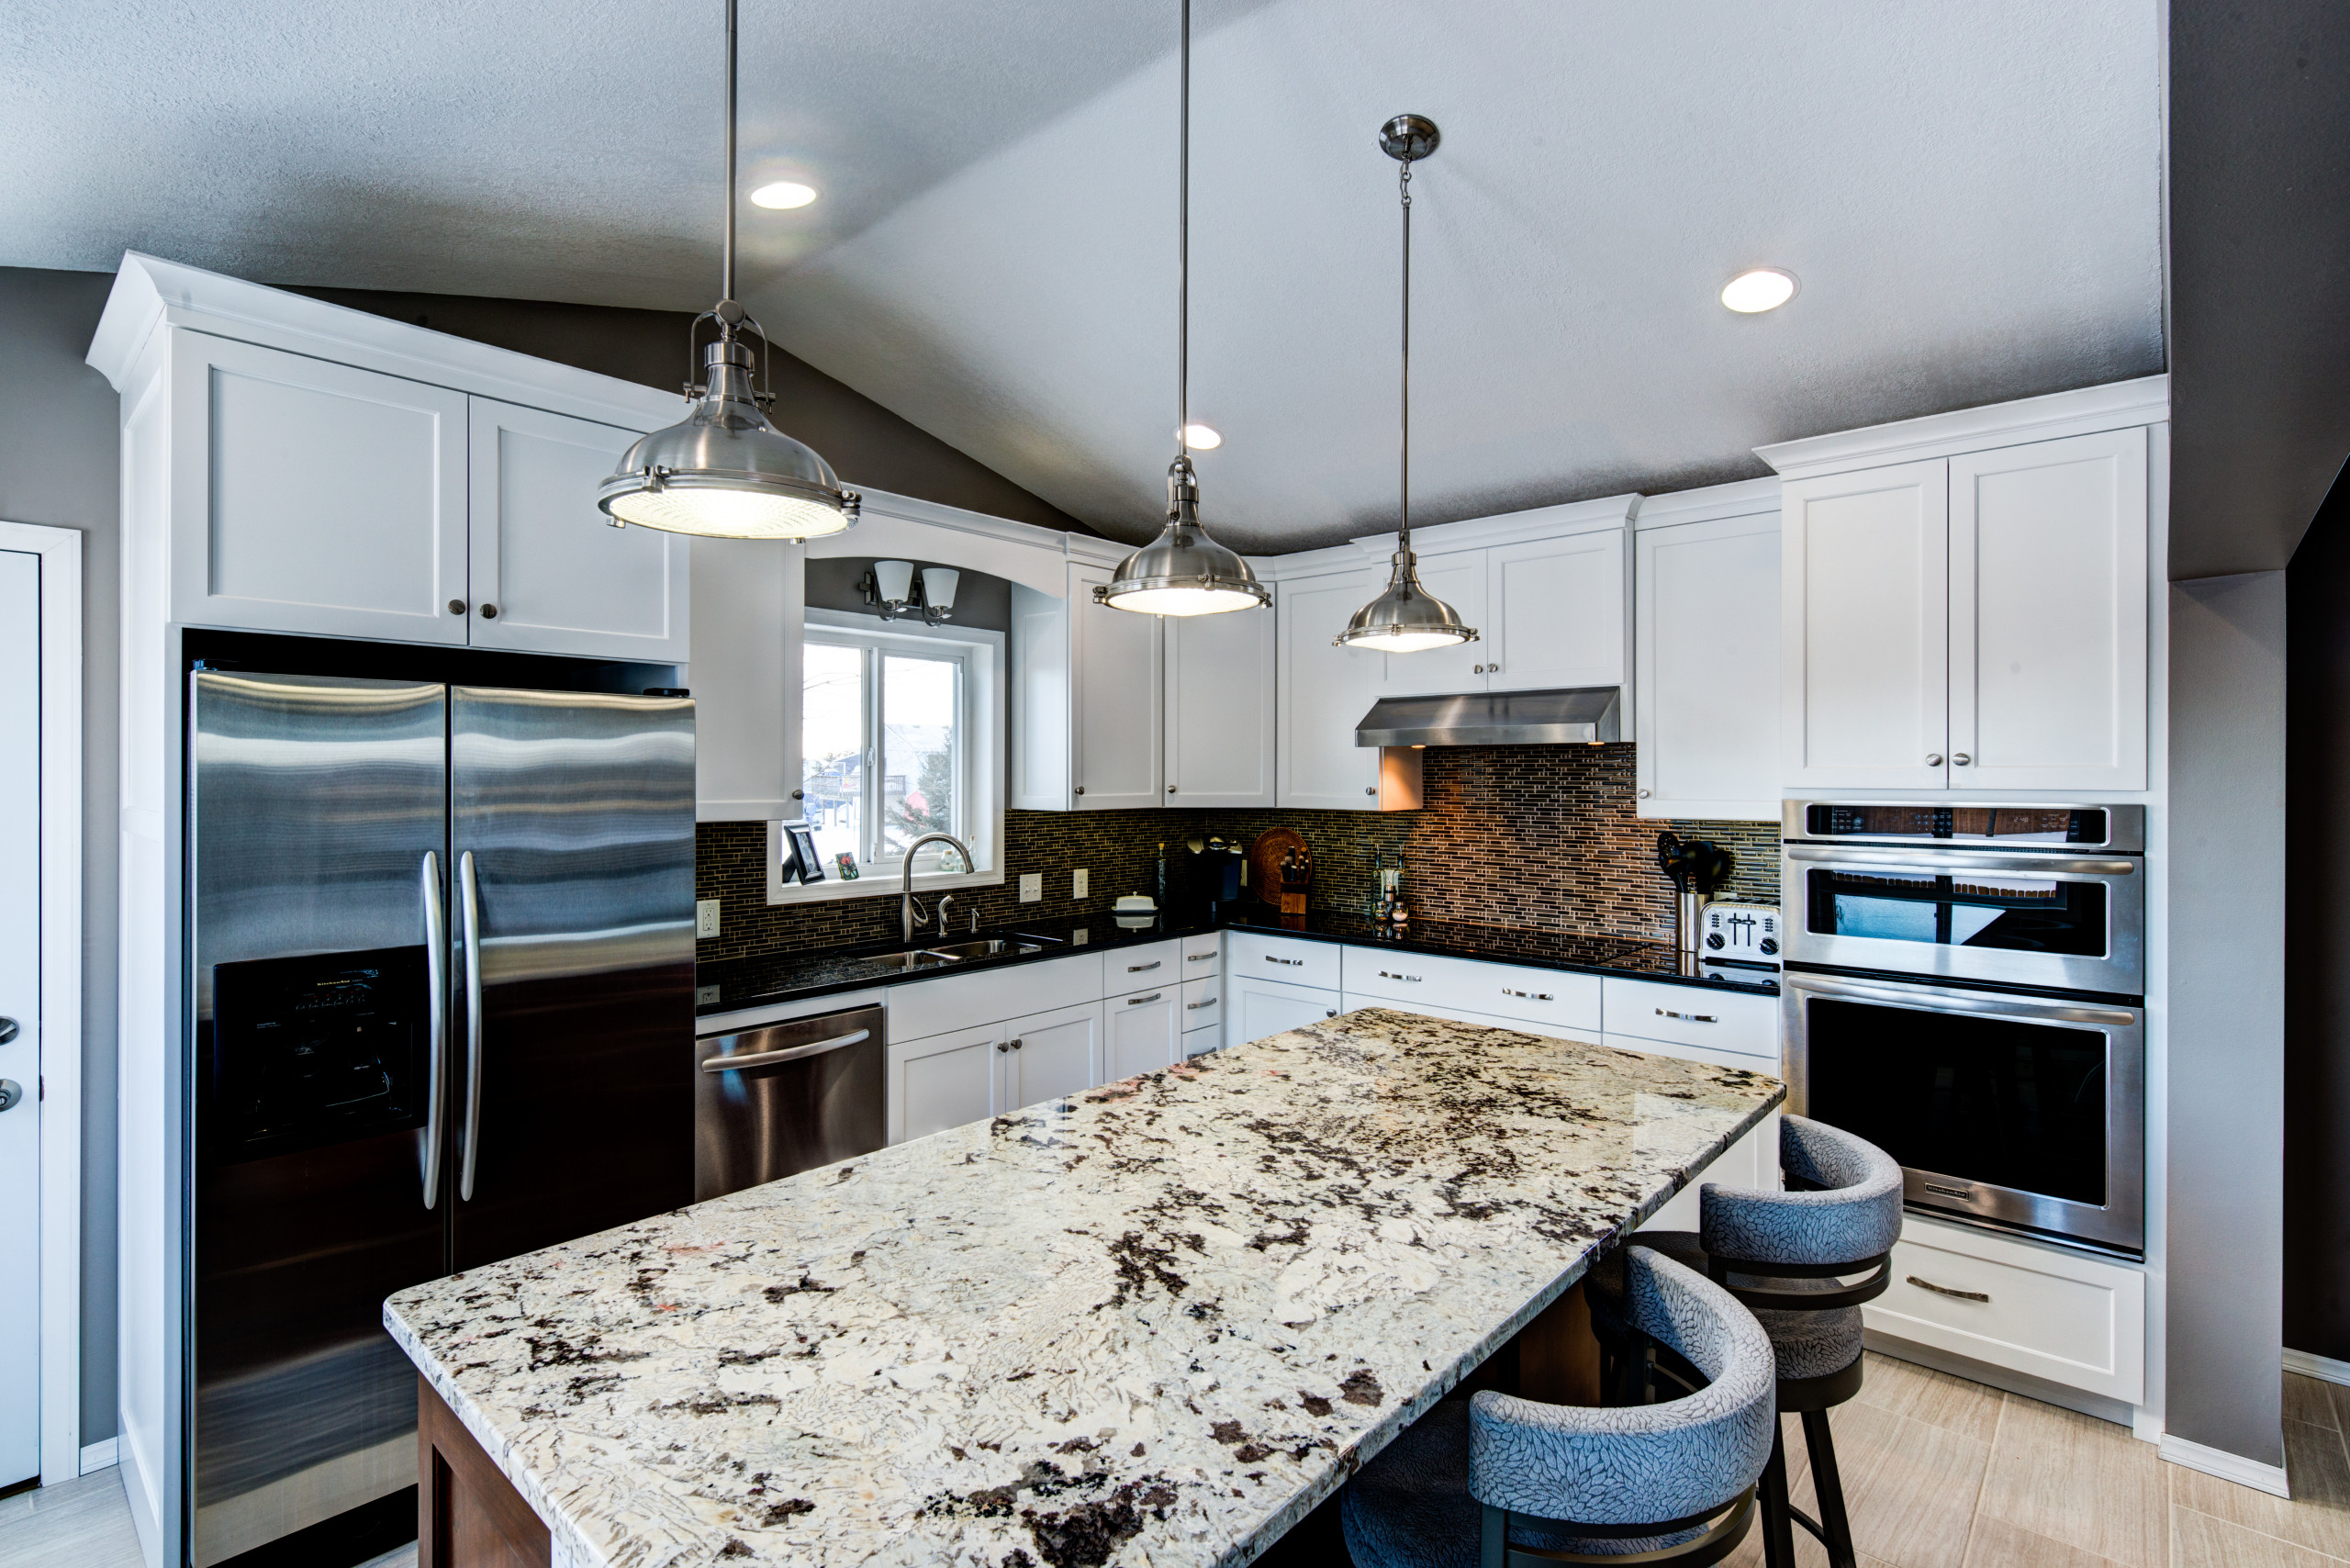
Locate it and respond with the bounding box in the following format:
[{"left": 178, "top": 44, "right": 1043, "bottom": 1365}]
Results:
[
  {"left": 696, "top": 899, "right": 721, "bottom": 938},
  {"left": 1072, "top": 868, "right": 1090, "bottom": 899},
  {"left": 1019, "top": 873, "right": 1042, "bottom": 902}
]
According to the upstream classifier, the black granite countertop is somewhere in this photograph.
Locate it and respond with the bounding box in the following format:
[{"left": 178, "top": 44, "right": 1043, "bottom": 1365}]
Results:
[{"left": 697, "top": 905, "right": 1775, "bottom": 1019}]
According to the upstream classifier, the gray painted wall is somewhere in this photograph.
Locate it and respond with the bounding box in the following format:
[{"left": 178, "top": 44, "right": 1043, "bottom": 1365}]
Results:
[
  {"left": 2165, "top": 571, "right": 2287, "bottom": 1466},
  {"left": 0, "top": 264, "right": 1080, "bottom": 1447},
  {"left": 0, "top": 266, "right": 121, "bottom": 1442}
]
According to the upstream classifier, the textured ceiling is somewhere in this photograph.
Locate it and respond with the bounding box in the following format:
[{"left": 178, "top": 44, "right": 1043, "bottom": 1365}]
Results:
[{"left": 4, "top": 0, "right": 2165, "bottom": 549}]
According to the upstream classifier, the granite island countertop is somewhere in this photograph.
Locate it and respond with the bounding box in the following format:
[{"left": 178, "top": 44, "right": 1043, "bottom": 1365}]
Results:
[{"left": 385, "top": 1009, "right": 1785, "bottom": 1568}]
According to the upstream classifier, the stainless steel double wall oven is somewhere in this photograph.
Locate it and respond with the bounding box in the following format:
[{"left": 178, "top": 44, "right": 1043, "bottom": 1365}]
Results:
[{"left": 1780, "top": 802, "right": 2146, "bottom": 1257}]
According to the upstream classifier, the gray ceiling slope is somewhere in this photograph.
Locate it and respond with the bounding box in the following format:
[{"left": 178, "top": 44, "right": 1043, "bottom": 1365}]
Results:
[
  {"left": 770, "top": 0, "right": 2165, "bottom": 549},
  {"left": 0, "top": 0, "right": 1272, "bottom": 308}
]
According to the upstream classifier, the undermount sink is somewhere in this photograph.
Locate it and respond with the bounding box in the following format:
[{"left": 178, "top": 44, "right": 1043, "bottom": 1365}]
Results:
[
  {"left": 920, "top": 939, "right": 1046, "bottom": 961},
  {"left": 866, "top": 950, "right": 954, "bottom": 971}
]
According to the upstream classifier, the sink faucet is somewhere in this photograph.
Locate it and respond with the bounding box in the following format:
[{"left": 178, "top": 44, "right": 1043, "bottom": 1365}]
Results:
[{"left": 901, "top": 832, "right": 974, "bottom": 946}]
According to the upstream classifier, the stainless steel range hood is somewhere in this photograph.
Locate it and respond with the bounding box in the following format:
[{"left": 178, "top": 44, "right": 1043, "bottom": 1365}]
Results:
[{"left": 1354, "top": 687, "right": 1622, "bottom": 747}]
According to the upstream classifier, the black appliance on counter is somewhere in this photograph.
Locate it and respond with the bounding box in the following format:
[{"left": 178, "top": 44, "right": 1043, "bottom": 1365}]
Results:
[
  {"left": 189, "top": 664, "right": 696, "bottom": 1564},
  {"left": 1779, "top": 801, "right": 2146, "bottom": 1257}
]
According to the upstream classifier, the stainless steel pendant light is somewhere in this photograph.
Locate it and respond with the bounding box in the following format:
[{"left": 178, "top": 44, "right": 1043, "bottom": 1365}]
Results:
[
  {"left": 596, "top": 0, "right": 858, "bottom": 540},
  {"left": 1095, "top": 0, "right": 1269, "bottom": 617},
  {"left": 1337, "top": 115, "right": 1478, "bottom": 653}
]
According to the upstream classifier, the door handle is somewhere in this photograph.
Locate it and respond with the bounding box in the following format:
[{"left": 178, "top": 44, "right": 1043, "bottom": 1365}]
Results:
[
  {"left": 420, "top": 852, "right": 446, "bottom": 1211},
  {"left": 1266, "top": 956, "right": 1303, "bottom": 967},
  {"left": 1906, "top": 1275, "right": 1990, "bottom": 1303},
  {"left": 458, "top": 850, "right": 484, "bottom": 1204},
  {"left": 701, "top": 1029, "right": 870, "bottom": 1072}
]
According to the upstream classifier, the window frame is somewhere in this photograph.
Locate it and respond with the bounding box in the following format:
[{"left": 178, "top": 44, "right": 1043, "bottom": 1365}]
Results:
[{"left": 767, "top": 609, "right": 1005, "bottom": 906}]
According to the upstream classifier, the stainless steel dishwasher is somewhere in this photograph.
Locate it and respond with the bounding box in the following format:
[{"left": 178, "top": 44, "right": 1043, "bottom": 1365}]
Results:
[{"left": 693, "top": 1003, "right": 886, "bottom": 1202}]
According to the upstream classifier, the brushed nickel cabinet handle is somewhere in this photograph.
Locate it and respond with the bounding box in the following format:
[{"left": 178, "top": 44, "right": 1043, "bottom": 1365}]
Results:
[
  {"left": 1187, "top": 952, "right": 1215, "bottom": 962},
  {"left": 1377, "top": 970, "right": 1421, "bottom": 982},
  {"left": 1907, "top": 1275, "right": 1989, "bottom": 1303},
  {"left": 1657, "top": 1007, "right": 1718, "bottom": 1024},
  {"left": 1267, "top": 956, "right": 1303, "bottom": 967},
  {"left": 1187, "top": 997, "right": 1218, "bottom": 1010},
  {"left": 1127, "top": 993, "right": 1163, "bottom": 1005},
  {"left": 1128, "top": 960, "right": 1161, "bottom": 972}
]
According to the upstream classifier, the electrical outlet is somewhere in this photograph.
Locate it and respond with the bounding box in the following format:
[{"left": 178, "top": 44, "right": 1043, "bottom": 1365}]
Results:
[
  {"left": 1019, "top": 873, "right": 1042, "bottom": 902},
  {"left": 696, "top": 899, "right": 721, "bottom": 938},
  {"left": 1072, "top": 868, "right": 1090, "bottom": 899}
]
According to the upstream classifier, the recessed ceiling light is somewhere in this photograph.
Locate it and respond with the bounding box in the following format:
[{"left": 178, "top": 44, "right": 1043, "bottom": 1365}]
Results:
[
  {"left": 750, "top": 181, "right": 819, "bottom": 210},
  {"left": 1720, "top": 268, "right": 1797, "bottom": 313},
  {"left": 1179, "top": 422, "right": 1222, "bottom": 451}
]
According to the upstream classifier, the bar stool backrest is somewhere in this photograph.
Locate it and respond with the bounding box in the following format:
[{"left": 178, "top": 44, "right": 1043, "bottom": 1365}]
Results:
[{"left": 1699, "top": 1115, "right": 1903, "bottom": 1275}]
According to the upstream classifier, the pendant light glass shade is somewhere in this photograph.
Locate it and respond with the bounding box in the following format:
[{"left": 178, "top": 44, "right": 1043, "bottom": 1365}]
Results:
[
  {"left": 595, "top": 0, "right": 857, "bottom": 541},
  {"left": 1337, "top": 114, "right": 1476, "bottom": 654},
  {"left": 1099, "top": 0, "right": 1268, "bottom": 618}
]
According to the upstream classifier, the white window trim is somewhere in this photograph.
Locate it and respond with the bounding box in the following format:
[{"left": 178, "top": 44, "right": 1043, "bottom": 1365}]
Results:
[{"left": 768, "top": 609, "right": 1006, "bottom": 906}]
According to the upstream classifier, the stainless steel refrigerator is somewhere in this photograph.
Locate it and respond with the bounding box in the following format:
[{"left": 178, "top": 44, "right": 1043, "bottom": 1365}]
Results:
[{"left": 187, "top": 671, "right": 696, "bottom": 1565}]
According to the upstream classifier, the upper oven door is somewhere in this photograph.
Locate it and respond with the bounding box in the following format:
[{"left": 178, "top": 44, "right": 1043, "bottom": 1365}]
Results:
[
  {"left": 1783, "top": 842, "right": 2143, "bottom": 995},
  {"left": 1782, "top": 970, "right": 2143, "bottom": 1255}
]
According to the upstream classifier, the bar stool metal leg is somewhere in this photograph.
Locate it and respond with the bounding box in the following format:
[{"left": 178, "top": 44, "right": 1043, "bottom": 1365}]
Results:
[
  {"left": 1802, "top": 1409, "right": 1858, "bottom": 1568},
  {"left": 1758, "top": 1422, "right": 1798, "bottom": 1568}
]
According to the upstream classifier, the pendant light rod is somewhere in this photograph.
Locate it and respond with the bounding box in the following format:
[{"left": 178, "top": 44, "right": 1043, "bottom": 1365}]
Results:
[
  {"left": 1177, "top": 0, "right": 1189, "bottom": 459},
  {"left": 722, "top": 0, "right": 739, "bottom": 307},
  {"left": 1398, "top": 148, "right": 1411, "bottom": 551}
]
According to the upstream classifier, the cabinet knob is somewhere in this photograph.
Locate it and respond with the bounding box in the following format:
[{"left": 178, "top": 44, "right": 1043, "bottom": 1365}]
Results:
[
  {"left": 448, "top": 599, "right": 467, "bottom": 615},
  {"left": 1009, "top": 1037, "right": 1024, "bottom": 1051},
  {"left": 996, "top": 1042, "right": 1008, "bottom": 1053},
  {"left": 1074, "top": 786, "right": 1085, "bottom": 796},
  {"left": 791, "top": 790, "right": 804, "bottom": 800},
  {"left": 1638, "top": 788, "right": 1651, "bottom": 799},
  {"left": 1953, "top": 753, "right": 1972, "bottom": 767},
  {"left": 1926, "top": 753, "right": 1944, "bottom": 767},
  {"left": 1168, "top": 785, "right": 1178, "bottom": 793},
  {"left": 479, "top": 603, "right": 498, "bottom": 620},
  {"left": 1365, "top": 786, "right": 1377, "bottom": 796},
  {"left": 1487, "top": 664, "right": 1498, "bottom": 673},
  {"left": 1473, "top": 664, "right": 1484, "bottom": 674}
]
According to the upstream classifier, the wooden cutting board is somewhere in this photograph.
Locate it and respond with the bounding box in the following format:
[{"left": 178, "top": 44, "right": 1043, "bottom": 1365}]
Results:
[{"left": 1248, "top": 827, "right": 1310, "bottom": 912}]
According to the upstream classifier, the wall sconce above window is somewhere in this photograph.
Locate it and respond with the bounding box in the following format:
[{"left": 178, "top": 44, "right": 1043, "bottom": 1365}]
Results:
[{"left": 859, "top": 560, "right": 959, "bottom": 625}]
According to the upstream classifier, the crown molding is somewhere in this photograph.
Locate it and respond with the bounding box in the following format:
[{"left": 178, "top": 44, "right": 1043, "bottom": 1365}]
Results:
[
  {"left": 1755, "top": 375, "right": 2170, "bottom": 481},
  {"left": 1632, "top": 476, "right": 1782, "bottom": 529}
]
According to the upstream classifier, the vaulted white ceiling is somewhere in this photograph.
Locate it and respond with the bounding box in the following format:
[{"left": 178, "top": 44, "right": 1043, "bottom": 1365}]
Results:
[{"left": 4, "top": 0, "right": 2164, "bottom": 550}]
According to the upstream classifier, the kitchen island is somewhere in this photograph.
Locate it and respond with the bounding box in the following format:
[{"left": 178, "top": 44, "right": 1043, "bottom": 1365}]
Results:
[{"left": 385, "top": 1008, "right": 1783, "bottom": 1568}]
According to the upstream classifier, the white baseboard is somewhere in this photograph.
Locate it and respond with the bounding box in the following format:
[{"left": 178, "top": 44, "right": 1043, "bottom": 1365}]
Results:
[
  {"left": 79, "top": 1437, "right": 118, "bottom": 1474},
  {"left": 2160, "top": 1433, "right": 2292, "bottom": 1497},
  {"left": 2285, "top": 1348, "right": 2350, "bottom": 1387}
]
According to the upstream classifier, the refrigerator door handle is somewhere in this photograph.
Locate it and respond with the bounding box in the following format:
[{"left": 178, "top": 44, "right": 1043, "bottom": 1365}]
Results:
[
  {"left": 458, "top": 849, "right": 485, "bottom": 1203},
  {"left": 699, "top": 1029, "right": 871, "bottom": 1072},
  {"left": 420, "top": 851, "right": 446, "bottom": 1210}
]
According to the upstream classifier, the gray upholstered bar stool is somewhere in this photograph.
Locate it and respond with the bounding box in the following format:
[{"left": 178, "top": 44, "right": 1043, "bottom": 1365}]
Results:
[
  {"left": 1341, "top": 1248, "right": 1777, "bottom": 1568},
  {"left": 1590, "top": 1114, "right": 1904, "bottom": 1568}
]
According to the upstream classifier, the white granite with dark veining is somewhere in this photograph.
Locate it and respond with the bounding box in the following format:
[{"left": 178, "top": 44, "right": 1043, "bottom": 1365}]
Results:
[{"left": 384, "top": 1008, "right": 1783, "bottom": 1568}]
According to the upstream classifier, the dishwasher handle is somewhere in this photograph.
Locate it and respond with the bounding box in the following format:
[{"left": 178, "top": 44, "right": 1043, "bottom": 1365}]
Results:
[{"left": 701, "top": 1028, "right": 872, "bottom": 1073}]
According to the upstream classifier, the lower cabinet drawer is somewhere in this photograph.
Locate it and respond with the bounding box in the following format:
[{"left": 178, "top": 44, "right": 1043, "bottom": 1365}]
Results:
[
  {"left": 1181, "top": 974, "right": 1222, "bottom": 1032},
  {"left": 1108, "top": 939, "right": 1183, "bottom": 995},
  {"left": 1342, "top": 947, "right": 1601, "bottom": 1035},
  {"left": 1601, "top": 978, "right": 1777, "bottom": 1061},
  {"left": 1863, "top": 1214, "right": 2146, "bottom": 1404},
  {"left": 1182, "top": 1024, "right": 1220, "bottom": 1058},
  {"left": 1179, "top": 933, "right": 1222, "bottom": 972},
  {"left": 890, "top": 952, "right": 1104, "bottom": 1041},
  {"left": 1226, "top": 931, "right": 1342, "bottom": 991}
]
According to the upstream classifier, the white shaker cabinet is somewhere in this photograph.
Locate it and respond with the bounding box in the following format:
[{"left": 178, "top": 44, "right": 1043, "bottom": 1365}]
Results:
[
  {"left": 1225, "top": 973, "right": 1341, "bottom": 1051},
  {"left": 1275, "top": 567, "right": 1384, "bottom": 808},
  {"left": 688, "top": 537, "right": 800, "bottom": 821},
  {"left": 169, "top": 332, "right": 473, "bottom": 644},
  {"left": 1634, "top": 498, "right": 1781, "bottom": 819},
  {"left": 889, "top": 1024, "right": 1002, "bottom": 1145},
  {"left": 1106, "top": 986, "right": 1181, "bottom": 1080},
  {"left": 1779, "top": 460, "right": 1952, "bottom": 790},
  {"left": 1164, "top": 599, "right": 1276, "bottom": 807},
  {"left": 1949, "top": 428, "right": 2149, "bottom": 791},
  {"left": 1002, "top": 1003, "right": 1104, "bottom": 1111},
  {"left": 1009, "top": 566, "right": 1164, "bottom": 811},
  {"left": 1484, "top": 529, "right": 1630, "bottom": 693},
  {"left": 466, "top": 398, "right": 688, "bottom": 662}
]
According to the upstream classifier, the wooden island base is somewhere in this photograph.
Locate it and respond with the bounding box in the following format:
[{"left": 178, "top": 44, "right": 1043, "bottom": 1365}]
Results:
[{"left": 419, "top": 1375, "right": 549, "bottom": 1568}]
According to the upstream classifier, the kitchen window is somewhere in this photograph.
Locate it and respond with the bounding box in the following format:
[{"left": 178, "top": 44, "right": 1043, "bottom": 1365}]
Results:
[{"left": 769, "top": 610, "right": 1003, "bottom": 903}]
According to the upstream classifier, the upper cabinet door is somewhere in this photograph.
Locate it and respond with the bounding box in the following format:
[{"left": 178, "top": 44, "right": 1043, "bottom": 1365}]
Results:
[
  {"left": 1487, "top": 529, "right": 1628, "bottom": 692},
  {"left": 171, "top": 332, "right": 469, "bottom": 643},
  {"left": 1165, "top": 603, "right": 1276, "bottom": 808},
  {"left": 1635, "top": 513, "right": 1781, "bottom": 819},
  {"left": 1949, "top": 428, "right": 2149, "bottom": 791},
  {"left": 1277, "top": 570, "right": 1383, "bottom": 808},
  {"left": 466, "top": 398, "right": 688, "bottom": 662},
  {"left": 1372, "top": 552, "right": 1489, "bottom": 697},
  {"left": 1070, "top": 566, "right": 1164, "bottom": 810},
  {"left": 1781, "top": 460, "right": 1952, "bottom": 790}
]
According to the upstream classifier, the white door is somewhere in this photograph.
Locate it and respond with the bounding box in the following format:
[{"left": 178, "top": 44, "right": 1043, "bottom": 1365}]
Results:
[
  {"left": 1225, "top": 975, "right": 1341, "bottom": 1050},
  {"left": 1001, "top": 1003, "right": 1102, "bottom": 1111},
  {"left": 1070, "top": 566, "right": 1163, "bottom": 810},
  {"left": 0, "top": 549, "right": 40, "bottom": 1488},
  {"left": 1780, "top": 459, "right": 1951, "bottom": 789},
  {"left": 1635, "top": 513, "right": 1781, "bottom": 819},
  {"left": 1165, "top": 605, "right": 1276, "bottom": 807},
  {"left": 889, "top": 1024, "right": 1002, "bottom": 1144},
  {"left": 170, "top": 333, "right": 469, "bottom": 643},
  {"left": 467, "top": 398, "right": 688, "bottom": 662},
  {"left": 1372, "top": 551, "right": 1488, "bottom": 697},
  {"left": 1276, "top": 570, "right": 1382, "bottom": 808},
  {"left": 1949, "top": 427, "right": 2149, "bottom": 791},
  {"left": 1106, "top": 988, "right": 1181, "bottom": 1080},
  {"left": 1487, "top": 530, "right": 1628, "bottom": 692}
]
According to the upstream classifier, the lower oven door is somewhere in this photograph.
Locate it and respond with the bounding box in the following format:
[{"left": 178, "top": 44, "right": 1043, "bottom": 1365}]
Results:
[{"left": 1783, "top": 970, "right": 2143, "bottom": 1255}]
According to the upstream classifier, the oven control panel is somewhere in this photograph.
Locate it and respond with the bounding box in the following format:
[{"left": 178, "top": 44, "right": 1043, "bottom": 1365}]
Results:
[{"left": 1702, "top": 902, "right": 1780, "bottom": 959}]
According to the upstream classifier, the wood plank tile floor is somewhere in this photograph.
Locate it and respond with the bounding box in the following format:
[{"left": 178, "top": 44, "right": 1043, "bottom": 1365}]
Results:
[{"left": 10, "top": 1358, "right": 2350, "bottom": 1568}]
